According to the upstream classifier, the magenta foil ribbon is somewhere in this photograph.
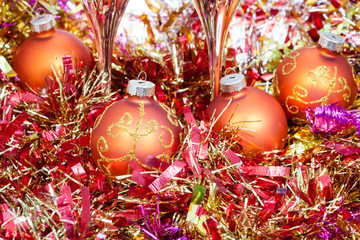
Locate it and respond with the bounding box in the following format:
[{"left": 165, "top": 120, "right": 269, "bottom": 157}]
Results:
[
  {"left": 148, "top": 161, "right": 186, "bottom": 193},
  {"left": 306, "top": 104, "right": 360, "bottom": 137}
]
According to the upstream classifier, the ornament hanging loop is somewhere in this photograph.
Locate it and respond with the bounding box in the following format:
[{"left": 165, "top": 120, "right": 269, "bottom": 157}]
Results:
[
  {"left": 137, "top": 71, "right": 147, "bottom": 81},
  {"left": 127, "top": 72, "right": 155, "bottom": 97},
  {"left": 225, "top": 67, "right": 237, "bottom": 76}
]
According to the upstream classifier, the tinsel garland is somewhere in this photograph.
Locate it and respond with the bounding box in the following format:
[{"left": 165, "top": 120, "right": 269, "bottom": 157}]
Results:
[{"left": 1, "top": 0, "right": 360, "bottom": 239}]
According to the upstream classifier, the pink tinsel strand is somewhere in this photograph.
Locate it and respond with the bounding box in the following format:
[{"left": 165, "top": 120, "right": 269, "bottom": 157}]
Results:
[{"left": 306, "top": 104, "right": 360, "bottom": 137}]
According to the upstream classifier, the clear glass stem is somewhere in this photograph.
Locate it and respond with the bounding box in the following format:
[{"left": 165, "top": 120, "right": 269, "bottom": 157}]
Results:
[
  {"left": 81, "top": 0, "right": 130, "bottom": 94},
  {"left": 192, "top": 0, "right": 241, "bottom": 100},
  {"left": 207, "top": 37, "right": 222, "bottom": 101}
]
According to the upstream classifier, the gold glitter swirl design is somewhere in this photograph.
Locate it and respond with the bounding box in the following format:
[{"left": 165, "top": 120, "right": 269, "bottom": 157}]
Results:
[
  {"left": 158, "top": 126, "right": 175, "bottom": 148},
  {"left": 285, "top": 65, "right": 351, "bottom": 115},
  {"left": 285, "top": 85, "right": 308, "bottom": 114},
  {"left": 282, "top": 51, "right": 300, "bottom": 75},
  {"left": 108, "top": 112, "right": 133, "bottom": 138},
  {"left": 272, "top": 74, "right": 280, "bottom": 96},
  {"left": 96, "top": 136, "right": 112, "bottom": 175},
  {"left": 96, "top": 102, "right": 176, "bottom": 175},
  {"left": 351, "top": 62, "right": 356, "bottom": 83},
  {"left": 159, "top": 102, "right": 179, "bottom": 127}
]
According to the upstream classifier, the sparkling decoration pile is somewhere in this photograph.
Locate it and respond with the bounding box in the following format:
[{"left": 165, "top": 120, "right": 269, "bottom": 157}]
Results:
[{"left": 1, "top": 0, "right": 360, "bottom": 239}]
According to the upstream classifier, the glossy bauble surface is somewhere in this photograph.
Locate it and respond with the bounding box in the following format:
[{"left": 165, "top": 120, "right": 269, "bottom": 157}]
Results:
[
  {"left": 273, "top": 45, "right": 357, "bottom": 124},
  {"left": 91, "top": 96, "right": 181, "bottom": 176},
  {"left": 12, "top": 28, "right": 93, "bottom": 92},
  {"left": 207, "top": 87, "right": 288, "bottom": 152}
]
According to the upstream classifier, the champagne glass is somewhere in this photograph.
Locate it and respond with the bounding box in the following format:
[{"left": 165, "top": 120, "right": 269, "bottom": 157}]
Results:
[
  {"left": 81, "top": 0, "right": 130, "bottom": 94},
  {"left": 192, "top": 0, "right": 241, "bottom": 99}
]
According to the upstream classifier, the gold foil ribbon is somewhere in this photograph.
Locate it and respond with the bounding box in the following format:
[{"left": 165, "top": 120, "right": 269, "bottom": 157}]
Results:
[{"left": 0, "top": 56, "right": 16, "bottom": 77}]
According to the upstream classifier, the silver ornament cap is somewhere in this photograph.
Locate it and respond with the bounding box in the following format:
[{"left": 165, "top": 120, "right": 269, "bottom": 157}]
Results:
[
  {"left": 319, "top": 32, "right": 344, "bottom": 52},
  {"left": 220, "top": 73, "right": 246, "bottom": 93},
  {"left": 126, "top": 80, "right": 155, "bottom": 97},
  {"left": 30, "top": 14, "right": 56, "bottom": 33}
]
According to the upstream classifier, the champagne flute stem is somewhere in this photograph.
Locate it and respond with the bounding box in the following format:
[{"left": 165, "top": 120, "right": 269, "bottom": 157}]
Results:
[
  {"left": 97, "top": 28, "right": 115, "bottom": 94},
  {"left": 81, "top": 0, "right": 130, "bottom": 95},
  {"left": 192, "top": 0, "right": 241, "bottom": 101},
  {"left": 208, "top": 38, "right": 222, "bottom": 100}
]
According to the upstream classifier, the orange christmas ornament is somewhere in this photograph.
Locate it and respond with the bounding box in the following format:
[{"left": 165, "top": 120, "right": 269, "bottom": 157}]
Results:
[
  {"left": 90, "top": 79, "right": 181, "bottom": 176},
  {"left": 12, "top": 14, "right": 93, "bottom": 92},
  {"left": 273, "top": 32, "right": 357, "bottom": 124},
  {"left": 207, "top": 73, "right": 288, "bottom": 152}
]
